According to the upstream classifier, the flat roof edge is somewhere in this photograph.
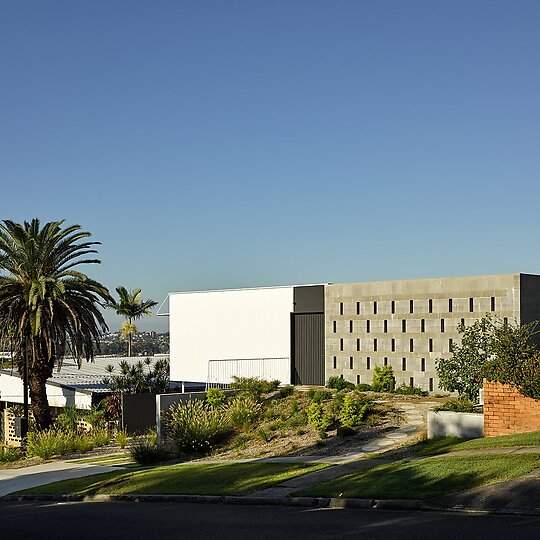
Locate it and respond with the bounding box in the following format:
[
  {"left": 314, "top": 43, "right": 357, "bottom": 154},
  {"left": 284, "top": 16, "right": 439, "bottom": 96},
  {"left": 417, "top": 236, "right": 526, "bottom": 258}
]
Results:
[{"left": 168, "top": 283, "right": 328, "bottom": 296}]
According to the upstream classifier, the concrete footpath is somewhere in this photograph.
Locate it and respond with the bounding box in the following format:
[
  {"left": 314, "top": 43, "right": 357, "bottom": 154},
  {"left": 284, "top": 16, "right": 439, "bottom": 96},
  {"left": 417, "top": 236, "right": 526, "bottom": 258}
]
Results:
[{"left": 0, "top": 461, "right": 121, "bottom": 497}]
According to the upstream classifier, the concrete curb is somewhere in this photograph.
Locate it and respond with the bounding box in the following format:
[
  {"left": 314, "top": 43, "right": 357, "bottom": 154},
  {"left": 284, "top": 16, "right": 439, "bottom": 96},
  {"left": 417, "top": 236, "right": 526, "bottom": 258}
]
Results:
[{"left": 3, "top": 493, "right": 540, "bottom": 516}]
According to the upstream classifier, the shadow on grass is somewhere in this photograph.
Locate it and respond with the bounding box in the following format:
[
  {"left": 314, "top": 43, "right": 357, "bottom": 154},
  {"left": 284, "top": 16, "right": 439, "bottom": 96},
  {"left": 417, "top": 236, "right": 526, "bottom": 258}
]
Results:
[{"left": 295, "top": 454, "right": 540, "bottom": 500}]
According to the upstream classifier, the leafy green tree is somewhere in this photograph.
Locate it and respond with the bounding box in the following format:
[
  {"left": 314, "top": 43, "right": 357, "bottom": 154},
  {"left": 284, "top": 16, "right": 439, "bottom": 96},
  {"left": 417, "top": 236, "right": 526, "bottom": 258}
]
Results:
[
  {"left": 0, "top": 219, "right": 110, "bottom": 429},
  {"left": 107, "top": 287, "right": 157, "bottom": 357},
  {"left": 436, "top": 317, "right": 494, "bottom": 402},
  {"left": 371, "top": 365, "right": 395, "bottom": 392},
  {"left": 436, "top": 317, "right": 539, "bottom": 402}
]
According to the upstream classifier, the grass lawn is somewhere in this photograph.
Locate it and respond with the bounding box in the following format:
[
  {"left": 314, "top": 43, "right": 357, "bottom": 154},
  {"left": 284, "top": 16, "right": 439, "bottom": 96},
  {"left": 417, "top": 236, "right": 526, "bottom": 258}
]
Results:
[
  {"left": 295, "top": 454, "right": 540, "bottom": 500},
  {"left": 68, "top": 454, "right": 132, "bottom": 464},
  {"left": 412, "top": 431, "right": 540, "bottom": 457},
  {"left": 18, "top": 462, "right": 328, "bottom": 496}
]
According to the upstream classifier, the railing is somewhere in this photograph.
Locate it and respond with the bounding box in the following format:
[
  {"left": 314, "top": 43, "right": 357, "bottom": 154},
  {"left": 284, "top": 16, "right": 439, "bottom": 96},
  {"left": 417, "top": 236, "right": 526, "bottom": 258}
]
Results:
[{"left": 206, "top": 357, "right": 290, "bottom": 389}]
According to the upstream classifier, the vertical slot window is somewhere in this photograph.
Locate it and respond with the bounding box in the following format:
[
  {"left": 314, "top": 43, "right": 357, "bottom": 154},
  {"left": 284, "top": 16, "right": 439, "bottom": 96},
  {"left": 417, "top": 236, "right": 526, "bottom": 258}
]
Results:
[
  {"left": 409, "top": 299, "right": 414, "bottom": 314},
  {"left": 350, "top": 356, "right": 354, "bottom": 369},
  {"left": 491, "top": 297, "right": 496, "bottom": 311},
  {"left": 402, "top": 319, "right": 406, "bottom": 333},
  {"left": 333, "top": 321, "right": 336, "bottom": 333},
  {"left": 409, "top": 338, "right": 414, "bottom": 352},
  {"left": 366, "top": 357, "right": 371, "bottom": 370},
  {"left": 366, "top": 320, "right": 371, "bottom": 333},
  {"left": 356, "top": 374, "right": 360, "bottom": 384},
  {"left": 391, "top": 300, "right": 395, "bottom": 314},
  {"left": 409, "top": 377, "right": 414, "bottom": 387},
  {"left": 373, "top": 301, "right": 378, "bottom": 315},
  {"left": 349, "top": 320, "right": 353, "bottom": 333},
  {"left": 333, "top": 356, "right": 337, "bottom": 369},
  {"left": 469, "top": 298, "right": 474, "bottom": 312},
  {"left": 340, "top": 338, "right": 344, "bottom": 351},
  {"left": 504, "top": 317, "right": 508, "bottom": 326},
  {"left": 429, "top": 338, "right": 433, "bottom": 353},
  {"left": 356, "top": 302, "right": 360, "bottom": 315},
  {"left": 402, "top": 358, "right": 407, "bottom": 371},
  {"left": 421, "top": 358, "right": 426, "bottom": 372},
  {"left": 448, "top": 298, "right": 453, "bottom": 313},
  {"left": 461, "top": 318, "right": 465, "bottom": 327},
  {"left": 391, "top": 338, "right": 396, "bottom": 352},
  {"left": 373, "top": 339, "right": 378, "bottom": 352},
  {"left": 449, "top": 338, "right": 453, "bottom": 351},
  {"left": 421, "top": 319, "right": 425, "bottom": 333},
  {"left": 441, "top": 319, "right": 445, "bottom": 333},
  {"left": 429, "top": 378, "right": 434, "bottom": 392},
  {"left": 384, "top": 320, "right": 388, "bottom": 333},
  {"left": 340, "top": 302, "right": 344, "bottom": 315},
  {"left": 356, "top": 338, "right": 360, "bottom": 352},
  {"left": 429, "top": 299, "right": 433, "bottom": 313},
  {"left": 384, "top": 357, "right": 388, "bottom": 366}
]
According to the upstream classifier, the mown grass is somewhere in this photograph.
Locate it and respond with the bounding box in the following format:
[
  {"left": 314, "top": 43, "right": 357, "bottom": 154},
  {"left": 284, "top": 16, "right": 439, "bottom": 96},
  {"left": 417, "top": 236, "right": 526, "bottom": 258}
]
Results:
[
  {"left": 296, "top": 454, "right": 540, "bottom": 500},
  {"left": 17, "top": 462, "right": 328, "bottom": 496},
  {"left": 412, "top": 430, "right": 540, "bottom": 457}
]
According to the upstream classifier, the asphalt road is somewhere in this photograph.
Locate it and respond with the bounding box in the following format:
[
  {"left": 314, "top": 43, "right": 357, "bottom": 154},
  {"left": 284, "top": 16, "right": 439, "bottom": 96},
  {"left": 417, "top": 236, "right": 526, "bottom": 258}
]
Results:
[{"left": 1, "top": 502, "right": 539, "bottom": 540}]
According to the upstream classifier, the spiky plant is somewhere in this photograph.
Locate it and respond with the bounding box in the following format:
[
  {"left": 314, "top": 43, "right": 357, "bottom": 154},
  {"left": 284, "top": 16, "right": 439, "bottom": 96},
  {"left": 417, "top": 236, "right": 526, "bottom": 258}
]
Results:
[{"left": 0, "top": 219, "right": 110, "bottom": 430}]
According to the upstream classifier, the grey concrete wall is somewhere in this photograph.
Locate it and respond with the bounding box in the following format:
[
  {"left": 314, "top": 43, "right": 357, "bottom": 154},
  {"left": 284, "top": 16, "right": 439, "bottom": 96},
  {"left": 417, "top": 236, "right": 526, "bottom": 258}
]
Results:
[
  {"left": 325, "top": 274, "right": 521, "bottom": 391},
  {"left": 427, "top": 411, "right": 484, "bottom": 438}
]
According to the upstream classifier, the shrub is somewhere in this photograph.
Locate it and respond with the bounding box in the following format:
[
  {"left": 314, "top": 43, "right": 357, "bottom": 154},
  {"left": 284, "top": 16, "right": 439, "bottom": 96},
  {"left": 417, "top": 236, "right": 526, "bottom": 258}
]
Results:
[
  {"left": 371, "top": 365, "right": 395, "bottom": 392},
  {"left": 229, "top": 376, "right": 279, "bottom": 399},
  {"left": 54, "top": 406, "right": 85, "bottom": 433},
  {"left": 165, "top": 400, "right": 230, "bottom": 454},
  {"left": 326, "top": 376, "right": 355, "bottom": 391},
  {"left": 290, "top": 399, "right": 299, "bottom": 414},
  {"left": 225, "top": 396, "right": 262, "bottom": 430},
  {"left": 306, "top": 402, "right": 333, "bottom": 435},
  {"left": 356, "top": 383, "right": 372, "bottom": 392},
  {"left": 205, "top": 387, "right": 226, "bottom": 409},
  {"left": 394, "top": 383, "right": 428, "bottom": 397},
  {"left": 255, "top": 428, "right": 273, "bottom": 443},
  {"left": 311, "top": 390, "right": 332, "bottom": 403},
  {"left": 26, "top": 429, "right": 71, "bottom": 459},
  {"left": 0, "top": 446, "right": 22, "bottom": 463},
  {"left": 279, "top": 385, "right": 295, "bottom": 398},
  {"left": 336, "top": 426, "right": 356, "bottom": 437},
  {"left": 340, "top": 392, "right": 373, "bottom": 427},
  {"left": 129, "top": 433, "right": 167, "bottom": 465},
  {"left": 91, "top": 428, "right": 110, "bottom": 447},
  {"left": 434, "top": 398, "right": 478, "bottom": 413},
  {"left": 306, "top": 388, "right": 316, "bottom": 399},
  {"left": 115, "top": 429, "right": 128, "bottom": 449},
  {"left": 331, "top": 390, "right": 346, "bottom": 415}
]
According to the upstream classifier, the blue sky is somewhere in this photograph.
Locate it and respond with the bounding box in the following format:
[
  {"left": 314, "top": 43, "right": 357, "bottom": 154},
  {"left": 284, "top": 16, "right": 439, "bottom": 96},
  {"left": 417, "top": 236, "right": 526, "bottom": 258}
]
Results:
[{"left": 1, "top": 1, "right": 539, "bottom": 331}]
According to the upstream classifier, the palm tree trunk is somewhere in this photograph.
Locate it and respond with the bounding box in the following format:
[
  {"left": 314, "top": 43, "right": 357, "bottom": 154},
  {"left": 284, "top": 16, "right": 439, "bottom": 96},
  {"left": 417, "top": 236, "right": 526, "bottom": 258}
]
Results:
[
  {"left": 28, "top": 369, "right": 52, "bottom": 430},
  {"left": 128, "top": 332, "right": 132, "bottom": 357}
]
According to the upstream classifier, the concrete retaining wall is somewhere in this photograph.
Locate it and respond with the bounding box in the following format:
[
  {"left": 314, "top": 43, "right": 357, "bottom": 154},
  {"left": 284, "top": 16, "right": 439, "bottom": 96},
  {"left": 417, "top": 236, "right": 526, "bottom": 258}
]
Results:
[{"left": 427, "top": 410, "right": 484, "bottom": 439}]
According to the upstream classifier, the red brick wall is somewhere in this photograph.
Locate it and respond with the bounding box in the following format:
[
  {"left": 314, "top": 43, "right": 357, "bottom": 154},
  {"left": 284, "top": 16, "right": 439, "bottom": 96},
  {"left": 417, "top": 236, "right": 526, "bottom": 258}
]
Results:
[{"left": 484, "top": 379, "right": 540, "bottom": 437}]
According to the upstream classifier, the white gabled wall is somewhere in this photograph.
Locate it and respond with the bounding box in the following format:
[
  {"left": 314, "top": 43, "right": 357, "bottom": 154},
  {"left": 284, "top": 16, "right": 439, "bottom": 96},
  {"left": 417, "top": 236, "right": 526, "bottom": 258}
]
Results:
[{"left": 169, "top": 286, "right": 294, "bottom": 384}]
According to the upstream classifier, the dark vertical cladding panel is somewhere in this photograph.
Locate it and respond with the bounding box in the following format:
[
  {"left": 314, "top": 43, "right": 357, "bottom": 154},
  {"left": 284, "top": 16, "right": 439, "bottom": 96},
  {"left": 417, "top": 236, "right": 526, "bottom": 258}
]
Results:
[
  {"left": 294, "top": 285, "right": 325, "bottom": 313},
  {"left": 520, "top": 274, "right": 540, "bottom": 347},
  {"left": 294, "top": 313, "right": 325, "bottom": 386}
]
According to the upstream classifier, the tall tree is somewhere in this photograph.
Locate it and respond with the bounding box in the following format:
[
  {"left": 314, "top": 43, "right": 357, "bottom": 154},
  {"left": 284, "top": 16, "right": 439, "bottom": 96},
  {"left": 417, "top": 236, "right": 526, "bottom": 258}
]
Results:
[
  {"left": 0, "top": 219, "right": 110, "bottom": 429},
  {"left": 108, "top": 287, "right": 157, "bottom": 357}
]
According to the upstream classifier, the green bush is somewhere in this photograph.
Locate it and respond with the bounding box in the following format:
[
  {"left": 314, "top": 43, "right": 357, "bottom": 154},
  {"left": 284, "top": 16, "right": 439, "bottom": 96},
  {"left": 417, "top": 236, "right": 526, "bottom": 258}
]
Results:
[
  {"left": 0, "top": 446, "right": 22, "bottom": 463},
  {"left": 336, "top": 426, "right": 356, "bottom": 437},
  {"left": 434, "top": 398, "right": 478, "bottom": 413},
  {"left": 340, "top": 392, "right": 373, "bottom": 427},
  {"left": 91, "top": 428, "right": 110, "bottom": 447},
  {"left": 311, "top": 390, "right": 332, "bottom": 403},
  {"left": 331, "top": 390, "right": 346, "bottom": 415},
  {"left": 26, "top": 429, "right": 71, "bottom": 459},
  {"left": 206, "top": 387, "right": 226, "bottom": 408},
  {"left": 290, "top": 399, "right": 299, "bottom": 414},
  {"left": 115, "top": 429, "right": 128, "bottom": 449},
  {"left": 129, "top": 433, "right": 167, "bottom": 465},
  {"left": 306, "top": 402, "right": 333, "bottom": 436},
  {"left": 394, "top": 383, "right": 428, "bottom": 397},
  {"left": 229, "top": 376, "right": 279, "bottom": 399},
  {"left": 356, "top": 383, "right": 372, "bottom": 392},
  {"left": 54, "top": 406, "right": 85, "bottom": 433},
  {"left": 165, "top": 400, "right": 230, "bottom": 454},
  {"left": 225, "top": 396, "right": 262, "bottom": 430},
  {"left": 371, "top": 365, "right": 395, "bottom": 392},
  {"left": 326, "top": 376, "right": 355, "bottom": 391},
  {"left": 279, "top": 385, "right": 295, "bottom": 398}
]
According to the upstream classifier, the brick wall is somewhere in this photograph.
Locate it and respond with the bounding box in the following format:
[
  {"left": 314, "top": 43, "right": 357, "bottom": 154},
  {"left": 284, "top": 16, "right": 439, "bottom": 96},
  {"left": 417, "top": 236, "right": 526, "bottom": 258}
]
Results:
[{"left": 484, "top": 379, "right": 540, "bottom": 437}]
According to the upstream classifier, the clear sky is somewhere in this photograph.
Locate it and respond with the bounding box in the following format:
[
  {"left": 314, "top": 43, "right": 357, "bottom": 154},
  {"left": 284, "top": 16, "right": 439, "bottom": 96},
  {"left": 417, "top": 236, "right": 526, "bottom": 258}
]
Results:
[{"left": 1, "top": 1, "right": 539, "bottom": 332}]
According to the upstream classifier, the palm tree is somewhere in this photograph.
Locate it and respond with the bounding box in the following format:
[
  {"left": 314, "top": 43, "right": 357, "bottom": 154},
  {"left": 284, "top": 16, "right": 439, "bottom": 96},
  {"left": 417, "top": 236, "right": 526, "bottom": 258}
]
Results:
[
  {"left": 0, "top": 219, "right": 110, "bottom": 430},
  {"left": 108, "top": 287, "right": 157, "bottom": 357}
]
